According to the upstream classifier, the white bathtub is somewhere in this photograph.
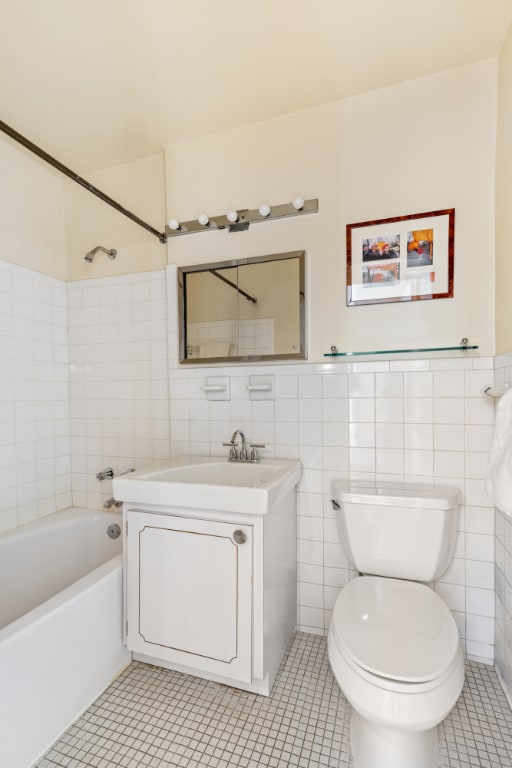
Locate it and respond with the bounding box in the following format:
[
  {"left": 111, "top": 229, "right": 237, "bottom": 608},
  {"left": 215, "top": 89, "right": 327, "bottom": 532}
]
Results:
[{"left": 0, "top": 508, "right": 132, "bottom": 768}]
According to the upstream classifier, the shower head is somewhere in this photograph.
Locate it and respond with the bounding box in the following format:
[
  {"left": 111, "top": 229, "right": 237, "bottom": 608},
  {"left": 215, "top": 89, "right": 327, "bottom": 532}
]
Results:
[{"left": 84, "top": 245, "right": 117, "bottom": 263}]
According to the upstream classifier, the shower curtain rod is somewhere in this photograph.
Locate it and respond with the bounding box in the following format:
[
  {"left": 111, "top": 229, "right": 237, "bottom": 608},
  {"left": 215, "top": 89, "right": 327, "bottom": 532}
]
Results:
[{"left": 0, "top": 120, "right": 168, "bottom": 244}]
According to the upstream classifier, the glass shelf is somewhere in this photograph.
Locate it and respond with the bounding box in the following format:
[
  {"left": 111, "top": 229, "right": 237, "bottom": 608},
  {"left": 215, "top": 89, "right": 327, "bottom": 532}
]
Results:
[{"left": 324, "top": 344, "right": 479, "bottom": 358}]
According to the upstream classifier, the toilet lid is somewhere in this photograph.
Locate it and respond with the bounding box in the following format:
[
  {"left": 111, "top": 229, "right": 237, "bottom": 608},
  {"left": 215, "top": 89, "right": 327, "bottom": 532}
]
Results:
[{"left": 331, "top": 577, "right": 460, "bottom": 683}]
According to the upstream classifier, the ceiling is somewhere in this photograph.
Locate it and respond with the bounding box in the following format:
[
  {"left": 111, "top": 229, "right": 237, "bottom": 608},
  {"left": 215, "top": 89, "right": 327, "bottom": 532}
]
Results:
[{"left": 1, "top": 0, "right": 511, "bottom": 173}]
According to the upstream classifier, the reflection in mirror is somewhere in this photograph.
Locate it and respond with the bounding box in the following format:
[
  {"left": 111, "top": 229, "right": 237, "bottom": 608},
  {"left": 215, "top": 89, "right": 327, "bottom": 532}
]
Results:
[{"left": 178, "top": 250, "right": 306, "bottom": 363}]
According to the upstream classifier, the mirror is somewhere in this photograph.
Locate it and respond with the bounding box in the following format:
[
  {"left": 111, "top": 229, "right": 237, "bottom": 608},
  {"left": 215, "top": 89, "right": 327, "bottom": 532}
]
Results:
[{"left": 178, "top": 250, "right": 306, "bottom": 363}]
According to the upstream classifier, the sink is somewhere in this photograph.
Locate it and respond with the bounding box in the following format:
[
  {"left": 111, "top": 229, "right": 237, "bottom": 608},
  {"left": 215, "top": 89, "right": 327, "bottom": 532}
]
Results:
[{"left": 112, "top": 456, "right": 302, "bottom": 515}]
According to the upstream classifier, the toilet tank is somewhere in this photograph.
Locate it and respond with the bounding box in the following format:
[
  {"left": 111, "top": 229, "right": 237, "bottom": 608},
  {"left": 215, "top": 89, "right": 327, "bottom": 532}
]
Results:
[{"left": 332, "top": 480, "right": 462, "bottom": 581}]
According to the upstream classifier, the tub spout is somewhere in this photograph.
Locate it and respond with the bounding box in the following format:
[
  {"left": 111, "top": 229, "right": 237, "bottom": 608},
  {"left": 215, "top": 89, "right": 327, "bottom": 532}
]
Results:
[{"left": 104, "top": 497, "right": 122, "bottom": 509}]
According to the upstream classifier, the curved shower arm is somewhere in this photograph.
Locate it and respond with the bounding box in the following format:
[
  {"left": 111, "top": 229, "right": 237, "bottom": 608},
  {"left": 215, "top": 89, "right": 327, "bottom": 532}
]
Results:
[{"left": 84, "top": 246, "right": 117, "bottom": 263}]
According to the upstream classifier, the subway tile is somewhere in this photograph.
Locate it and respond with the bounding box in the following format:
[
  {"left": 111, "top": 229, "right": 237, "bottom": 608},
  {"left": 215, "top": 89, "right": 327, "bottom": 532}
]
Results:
[
  {"left": 348, "top": 398, "right": 375, "bottom": 422},
  {"left": 376, "top": 422, "right": 403, "bottom": 448},
  {"left": 466, "top": 559, "right": 494, "bottom": 589},
  {"left": 322, "top": 372, "right": 348, "bottom": 398},
  {"left": 299, "top": 563, "right": 323, "bottom": 584},
  {"left": 433, "top": 450, "right": 464, "bottom": 478},
  {"left": 298, "top": 492, "right": 324, "bottom": 517},
  {"left": 405, "top": 449, "right": 434, "bottom": 477},
  {"left": 375, "top": 397, "right": 403, "bottom": 423},
  {"left": 465, "top": 424, "right": 494, "bottom": 452},
  {"left": 404, "top": 397, "right": 434, "bottom": 423},
  {"left": 466, "top": 532, "right": 494, "bottom": 562},
  {"left": 404, "top": 371, "right": 433, "bottom": 397},
  {"left": 376, "top": 447, "right": 404, "bottom": 475},
  {"left": 298, "top": 375, "right": 323, "bottom": 399},
  {"left": 349, "top": 446, "right": 375, "bottom": 474},
  {"left": 465, "top": 397, "right": 494, "bottom": 425},
  {"left": 466, "top": 587, "right": 495, "bottom": 617},
  {"left": 375, "top": 371, "right": 404, "bottom": 397},
  {"left": 322, "top": 446, "right": 349, "bottom": 472},
  {"left": 348, "top": 373, "right": 374, "bottom": 398},
  {"left": 434, "top": 397, "right": 465, "bottom": 424},
  {"left": 298, "top": 539, "right": 323, "bottom": 565},
  {"left": 433, "top": 424, "right": 465, "bottom": 451},
  {"left": 299, "top": 582, "right": 324, "bottom": 609},
  {"left": 466, "top": 614, "right": 494, "bottom": 645}
]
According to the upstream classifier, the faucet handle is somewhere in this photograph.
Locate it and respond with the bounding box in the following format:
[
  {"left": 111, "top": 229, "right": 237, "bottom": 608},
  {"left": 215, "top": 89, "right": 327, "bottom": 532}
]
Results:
[
  {"left": 96, "top": 467, "right": 115, "bottom": 481},
  {"left": 222, "top": 442, "right": 238, "bottom": 460},
  {"left": 249, "top": 443, "right": 266, "bottom": 461}
]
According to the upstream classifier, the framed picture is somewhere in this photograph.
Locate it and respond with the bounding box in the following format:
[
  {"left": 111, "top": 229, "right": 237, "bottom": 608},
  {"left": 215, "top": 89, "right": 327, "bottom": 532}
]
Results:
[{"left": 346, "top": 208, "right": 455, "bottom": 306}]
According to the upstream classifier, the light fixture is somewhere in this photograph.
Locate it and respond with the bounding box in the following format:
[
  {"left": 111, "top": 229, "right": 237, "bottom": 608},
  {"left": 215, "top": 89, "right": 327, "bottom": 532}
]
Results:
[{"left": 165, "top": 197, "right": 318, "bottom": 237}]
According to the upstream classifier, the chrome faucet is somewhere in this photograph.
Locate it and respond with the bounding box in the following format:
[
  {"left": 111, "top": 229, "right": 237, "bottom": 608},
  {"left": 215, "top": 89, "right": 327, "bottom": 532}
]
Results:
[
  {"left": 222, "top": 430, "right": 265, "bottom": 463},
  {"left": 104, "top": 497, "right": 122, "bottom": 509},
  {"left": 231, "top": 429, "right": 248, "bottom": 460},
  {"left": 96, "top": 467, "right": 114, "bottom": 481}
]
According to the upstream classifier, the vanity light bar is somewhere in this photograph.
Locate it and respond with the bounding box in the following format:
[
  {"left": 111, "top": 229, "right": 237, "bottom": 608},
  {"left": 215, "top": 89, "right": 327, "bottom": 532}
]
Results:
[{"left": 166, "top": 198, "right": 318, "bottom": 237}]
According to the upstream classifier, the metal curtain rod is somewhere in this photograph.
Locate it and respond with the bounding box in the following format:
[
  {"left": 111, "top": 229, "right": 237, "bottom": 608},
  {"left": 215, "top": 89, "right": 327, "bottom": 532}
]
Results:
[
  {"left": 0, "top": 120, "right": 167, "bottom": 244},
  {"left": 209, "top": 269, "right": 257, "bottom": 303}
]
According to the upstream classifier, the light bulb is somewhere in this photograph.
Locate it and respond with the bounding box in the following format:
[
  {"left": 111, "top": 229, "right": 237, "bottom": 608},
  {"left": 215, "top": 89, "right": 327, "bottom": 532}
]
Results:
[
  {"left": 198, "top": 213, "right": 210, "bottom": 226},
  {"left": 226, "top": 209, "right": 239, "bottom": 223},
  {"left": 259, "top": 203, "right": 271, "bottom": 217},
  {"left": 167, "top": 218, "right": 180, "bottom": 231},
  {"left": 292, "top": 196, "right": 304, "bottom": 211}
]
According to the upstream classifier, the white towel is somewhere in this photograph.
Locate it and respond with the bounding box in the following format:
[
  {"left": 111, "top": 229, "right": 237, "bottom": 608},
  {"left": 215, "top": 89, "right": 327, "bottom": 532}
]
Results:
[{"left": 486, "top": 387, "right": 512, "bottom": 515}]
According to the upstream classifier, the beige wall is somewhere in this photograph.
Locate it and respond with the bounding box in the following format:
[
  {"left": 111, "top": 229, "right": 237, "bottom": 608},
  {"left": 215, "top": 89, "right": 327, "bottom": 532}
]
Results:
[
  {"left": 496, "top": 26, "right": 512, "bottom": 355},
  {"left": 64, "top": 153, "right": 167, "bottom": 281},
  {"left": 166, "top": 60, "right": 497, "bottom": 361},
  {"left": 0, "top": 136, "right": 67, "bottom": 280}
]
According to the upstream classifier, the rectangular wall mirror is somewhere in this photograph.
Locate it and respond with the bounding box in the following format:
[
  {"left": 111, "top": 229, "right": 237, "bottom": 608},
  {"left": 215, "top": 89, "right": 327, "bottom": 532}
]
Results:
[{"left": 178, "top": 250, "right": 306, "bottom": 363}]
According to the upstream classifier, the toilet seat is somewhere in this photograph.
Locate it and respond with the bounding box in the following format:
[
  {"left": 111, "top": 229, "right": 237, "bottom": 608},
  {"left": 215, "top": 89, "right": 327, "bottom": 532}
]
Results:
[{"left": 330, "top": 576, "right": 460, "bottom": 684}]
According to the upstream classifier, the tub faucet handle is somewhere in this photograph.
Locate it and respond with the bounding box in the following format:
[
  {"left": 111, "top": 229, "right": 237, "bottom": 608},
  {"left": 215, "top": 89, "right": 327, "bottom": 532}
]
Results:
[
  {"left": 96, "top": 467, "right": 114, "bottom": 481},
  {"left": 104, "top": 497, "right": 122, "bottom": 509}
]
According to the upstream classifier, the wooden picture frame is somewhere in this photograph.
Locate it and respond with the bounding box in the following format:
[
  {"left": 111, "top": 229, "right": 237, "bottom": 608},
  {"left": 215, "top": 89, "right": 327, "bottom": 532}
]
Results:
[{"left": 346, "top": 208, "right": 455, "bottom": 306}]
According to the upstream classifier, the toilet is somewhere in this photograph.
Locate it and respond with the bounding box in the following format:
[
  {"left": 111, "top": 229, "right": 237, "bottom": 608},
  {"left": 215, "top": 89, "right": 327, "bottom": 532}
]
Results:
[{"left": 327, "top": 480, "right": 465, "bottom": 768}]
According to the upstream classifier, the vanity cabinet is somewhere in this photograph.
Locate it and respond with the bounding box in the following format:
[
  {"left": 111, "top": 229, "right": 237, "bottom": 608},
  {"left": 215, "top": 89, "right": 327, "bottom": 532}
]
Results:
[
  {"left": 122, "top": 486, "right": 298, "bottom": 696},
  {"left": 125, "top": 510, "right": 253, "bottom": 683}
]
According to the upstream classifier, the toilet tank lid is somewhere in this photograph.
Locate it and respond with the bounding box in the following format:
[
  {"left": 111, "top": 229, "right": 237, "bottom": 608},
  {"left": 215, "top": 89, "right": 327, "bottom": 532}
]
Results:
[{"left": 332, "top": 480, "right": 462, "bottom": 510}]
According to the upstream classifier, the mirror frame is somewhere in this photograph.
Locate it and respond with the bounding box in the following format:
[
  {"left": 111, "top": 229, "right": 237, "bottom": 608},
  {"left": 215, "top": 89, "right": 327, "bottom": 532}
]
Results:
[{"left": 178, "top": 250, "right": 306, "bottom": 364}]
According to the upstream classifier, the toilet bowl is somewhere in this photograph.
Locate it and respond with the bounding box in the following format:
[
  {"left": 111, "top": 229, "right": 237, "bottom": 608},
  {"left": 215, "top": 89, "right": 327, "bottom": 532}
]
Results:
[
  {"left": 328, "top": 576, "right": 464, "bottom": 768},
  {"left": 327, "top": 481, "right": 465, "bottom": 768}
]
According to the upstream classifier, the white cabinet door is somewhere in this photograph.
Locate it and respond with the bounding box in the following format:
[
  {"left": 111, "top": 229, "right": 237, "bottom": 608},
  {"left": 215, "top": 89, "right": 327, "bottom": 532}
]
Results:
[{"left": 126, "top": 510, "right": 253, "bottom": 683}]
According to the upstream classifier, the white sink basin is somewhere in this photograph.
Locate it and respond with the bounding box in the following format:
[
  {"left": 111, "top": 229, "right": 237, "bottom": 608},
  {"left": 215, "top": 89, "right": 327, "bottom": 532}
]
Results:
[{"left": 113, "top": 456, "right": 302, "bottom": 515}]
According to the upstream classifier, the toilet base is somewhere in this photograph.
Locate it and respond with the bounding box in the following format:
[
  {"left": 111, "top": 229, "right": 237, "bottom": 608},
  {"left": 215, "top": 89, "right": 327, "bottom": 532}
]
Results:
[{"left": 350, "top": 709, "right": 440, "bottom": 768}]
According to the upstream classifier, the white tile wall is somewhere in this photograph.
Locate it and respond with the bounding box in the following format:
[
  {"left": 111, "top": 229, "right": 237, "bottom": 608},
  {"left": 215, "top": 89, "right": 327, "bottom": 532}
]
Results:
[
  {"left": 0, "top": 260, "right": 500, "bottom": 667},
  {"left": 167, "top": 267, "right": 497, "bottom": 661},
  {"left": 0, "top": 261, "right": 71, "bottom": 533},
  {"left": 67, "top": 270, "right": 170, "bottom": 510}
]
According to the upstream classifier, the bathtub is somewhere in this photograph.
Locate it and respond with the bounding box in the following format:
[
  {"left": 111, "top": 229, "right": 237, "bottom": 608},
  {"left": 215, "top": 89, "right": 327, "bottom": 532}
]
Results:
[{"left": 0, "top": 507, "right": 132, "bottom": 768}]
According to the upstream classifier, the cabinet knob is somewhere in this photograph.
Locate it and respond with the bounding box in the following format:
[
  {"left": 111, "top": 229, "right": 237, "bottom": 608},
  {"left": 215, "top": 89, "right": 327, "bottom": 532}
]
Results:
[{"left": 233, "top": 529, "right": 247, "bottom": 545}]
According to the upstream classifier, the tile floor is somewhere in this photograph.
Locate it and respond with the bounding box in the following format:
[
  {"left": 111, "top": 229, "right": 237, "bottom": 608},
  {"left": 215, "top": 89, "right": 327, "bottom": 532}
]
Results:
[{"left": 36, "top": 633, "right": 512, "bottom": 768}]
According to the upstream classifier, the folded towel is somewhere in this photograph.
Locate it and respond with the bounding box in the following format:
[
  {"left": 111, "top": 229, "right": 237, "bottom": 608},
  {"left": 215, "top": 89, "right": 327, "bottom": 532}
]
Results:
[{"left": 486, "top": 387, "right": 512, "bottom": 515}]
